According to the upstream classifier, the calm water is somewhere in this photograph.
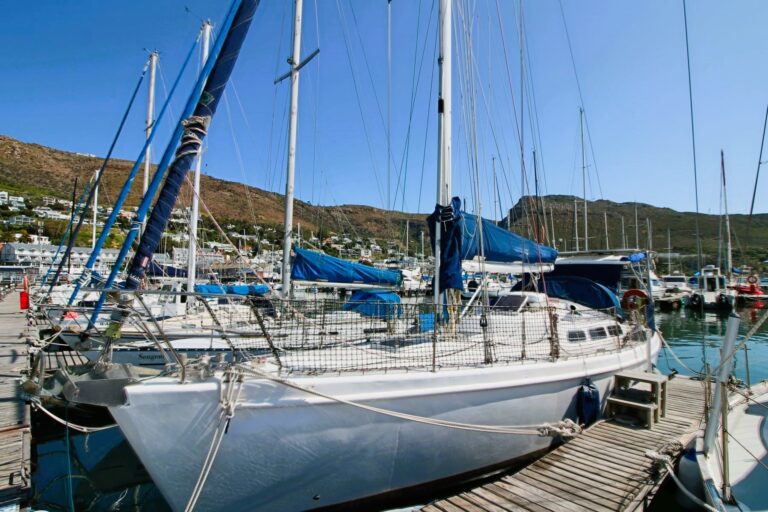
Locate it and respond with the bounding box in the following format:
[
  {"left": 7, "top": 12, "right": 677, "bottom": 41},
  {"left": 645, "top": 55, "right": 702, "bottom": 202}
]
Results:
[{"left": 31, "top": 307, "right": 768, "bottom": 511}]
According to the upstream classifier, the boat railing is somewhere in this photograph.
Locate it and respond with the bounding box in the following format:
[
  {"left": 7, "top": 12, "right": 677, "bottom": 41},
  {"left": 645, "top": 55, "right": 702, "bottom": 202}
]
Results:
[{"left": 80, "top": 289, "right": 645, "bottom": 375}]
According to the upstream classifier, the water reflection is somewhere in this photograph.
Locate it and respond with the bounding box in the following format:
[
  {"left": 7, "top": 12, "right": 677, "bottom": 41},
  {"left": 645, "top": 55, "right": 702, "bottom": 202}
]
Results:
[
  {"left": 32, "top": 411, "right": 169, "bottom": 511},
  {"left": 656, "top": 307, "right": 768, "bottom": 384}
]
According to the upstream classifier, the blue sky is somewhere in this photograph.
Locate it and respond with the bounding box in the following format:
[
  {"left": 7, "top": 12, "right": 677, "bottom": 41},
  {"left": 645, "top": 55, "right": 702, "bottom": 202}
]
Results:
[{"left": 3, "top": 0, "right": 768, "bottom": 215}]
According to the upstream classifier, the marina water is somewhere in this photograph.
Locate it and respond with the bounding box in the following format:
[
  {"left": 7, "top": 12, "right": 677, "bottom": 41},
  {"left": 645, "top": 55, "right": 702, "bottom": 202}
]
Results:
[{"left": 32, "top": 308, "right": 768, "bottom": 511}]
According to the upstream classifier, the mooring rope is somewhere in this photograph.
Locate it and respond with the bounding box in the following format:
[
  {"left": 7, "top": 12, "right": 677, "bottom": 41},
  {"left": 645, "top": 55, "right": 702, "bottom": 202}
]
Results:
[
  {"left": 30, "top": 399, "right": 116, "bottom": 433},
  {"left": 645, "top": 449, "right": 718, "bottom": 512},
  {"left": 237, "top": 364, "right": 582, "bottom": 437}
]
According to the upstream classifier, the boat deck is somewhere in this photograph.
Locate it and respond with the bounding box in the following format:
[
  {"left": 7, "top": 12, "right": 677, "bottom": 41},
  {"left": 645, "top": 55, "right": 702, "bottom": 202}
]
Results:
[
  {"left": 423, "top": 376, "right": 709, "bottom": 512},
  {"left": 0, "top": 292, "right": 31, "bottom": 509}
]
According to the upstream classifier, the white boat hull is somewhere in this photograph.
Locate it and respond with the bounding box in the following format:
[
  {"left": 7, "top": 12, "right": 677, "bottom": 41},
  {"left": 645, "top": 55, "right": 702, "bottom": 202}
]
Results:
[{"left": 109, "top": 333, "right": 660, "bottom": 511}]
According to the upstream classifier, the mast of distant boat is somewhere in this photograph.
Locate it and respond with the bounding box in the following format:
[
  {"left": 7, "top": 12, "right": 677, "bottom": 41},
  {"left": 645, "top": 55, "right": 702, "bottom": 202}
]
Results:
[
  {"left": 92, "top": 168, "right": 99, "bottom": 249},
  {"left": 721, "top": 150, "right": 733, "bottom": 281},
  {"left": 143, "top": 51, "right": 158, "bottom": 197},
  {"left": 188, "top": 21, "right": 212, "bottom": 301},
  {"left": 580, "top": 107, "right": 588, "bottom": 251}
]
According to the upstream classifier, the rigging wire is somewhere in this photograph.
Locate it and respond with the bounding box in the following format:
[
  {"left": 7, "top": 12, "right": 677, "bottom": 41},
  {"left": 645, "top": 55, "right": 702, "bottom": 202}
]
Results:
[
  {"left": 335, "top": 0, "right": 386, "bottom": 206},
  {"left": 682, "top": 0, "right": 704, "bottom": 272},
  {"left": 557, "top": 0, "right": 604, "bottom": 200}
]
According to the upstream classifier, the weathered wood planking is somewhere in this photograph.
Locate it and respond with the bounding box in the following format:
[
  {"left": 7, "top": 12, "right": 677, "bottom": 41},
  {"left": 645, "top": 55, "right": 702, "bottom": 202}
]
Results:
[
  {"left": 0, "top": 292, "right": 31, "bottom": 508},
  {"left": 423, "top": 376, "right": 708, "bottom": 512}
]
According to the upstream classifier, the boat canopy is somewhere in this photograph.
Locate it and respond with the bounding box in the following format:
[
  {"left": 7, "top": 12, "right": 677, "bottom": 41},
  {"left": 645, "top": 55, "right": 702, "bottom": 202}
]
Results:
[
  {"left": 428, "top": 197, "right": 558, "bottom": 293},
  {"left": 291, "top": 247, "right": 401, "bottom": 287},
  {"left": 537, "top": 276, "right": 623, "bottom": 318},
  {"left": 342, "top": 290, "right": 401, "bottom": 320},
  {"left": 194, "top": 283, "right": 269, "bottom": 296}
]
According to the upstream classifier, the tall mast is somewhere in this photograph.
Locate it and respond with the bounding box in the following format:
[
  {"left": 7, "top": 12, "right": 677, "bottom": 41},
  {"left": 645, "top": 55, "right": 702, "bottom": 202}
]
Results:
[
  {"left": 92, "top": 168, "right": 99, "bottom": 249},
  {"left": 667, "top": 228, "right": 672, "bottom": 274},
  {"left": 550, "top": 206, "right": 556, "bottom": 249},
  {"left": 621, "top": 216, "right": 626, "bottom": 249},
  {"left": 433, "top": 0, "right": 452, "bottom": 306},
  {"left": 188, "top": 21, "right": 212, "bottom": 298},
  {"left": 492, "top": 156, "right": 498, "bottom": 221},
  {"left": 634, "top": 203, "right": 639, "bottom": 248},
  {"left": 405, "top": 219, "right": 409, "bottom": 258},
  {"left": 580, "top": 107, "right": 588, "bottom": 251},
  {"left": 603, "top": 211, "right": 609, "bottom": 250},
  {"left": 721, "top": 150, "right": 733, "bottom": 279},
  {"left": 573, "top": 198, "right": 579, "bottom": 252},
  {"left": 143, "top": 51, "right": 158, "bottom": 196},
  {"left": 280, "top": 0, "right": 306, "bottom": 298}
]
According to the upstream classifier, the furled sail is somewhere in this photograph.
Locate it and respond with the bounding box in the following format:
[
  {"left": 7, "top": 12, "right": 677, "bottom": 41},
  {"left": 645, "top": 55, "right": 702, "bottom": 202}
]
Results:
[
  {"left": 291, "top": 248, "right": 401, "bottom": 288},
  {"left": 124, "top": 0, "right": 261, "bottom": 291}
]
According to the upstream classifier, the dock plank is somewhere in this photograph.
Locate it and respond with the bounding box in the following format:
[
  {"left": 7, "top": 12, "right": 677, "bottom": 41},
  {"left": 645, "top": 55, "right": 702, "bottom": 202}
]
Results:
[
  {"left": 422, "top": 376, "right": 707, "bottom": 511},
  {"left": 0, "top": 293, "right": 30, "bottom": 509}
]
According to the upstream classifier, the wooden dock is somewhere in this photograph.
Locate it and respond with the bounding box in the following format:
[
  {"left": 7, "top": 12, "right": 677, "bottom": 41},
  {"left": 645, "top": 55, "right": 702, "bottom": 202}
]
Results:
[
  {"left": 423, "top": 376, "right": 708, "bottom": 512},
  {"left": 0, "top": 292, "right": 31, "bottom": 510}
]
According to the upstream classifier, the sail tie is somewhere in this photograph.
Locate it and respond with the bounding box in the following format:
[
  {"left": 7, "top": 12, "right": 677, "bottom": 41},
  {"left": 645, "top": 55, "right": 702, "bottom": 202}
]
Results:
[{"left": 176, "top": 115, "right": 211, "bottom": 159}]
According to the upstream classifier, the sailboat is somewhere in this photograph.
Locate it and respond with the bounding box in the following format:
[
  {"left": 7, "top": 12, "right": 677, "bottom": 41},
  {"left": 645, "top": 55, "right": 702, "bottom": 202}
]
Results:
[{"left": 56, "top": 1, "right": 661, "bottom": 510}]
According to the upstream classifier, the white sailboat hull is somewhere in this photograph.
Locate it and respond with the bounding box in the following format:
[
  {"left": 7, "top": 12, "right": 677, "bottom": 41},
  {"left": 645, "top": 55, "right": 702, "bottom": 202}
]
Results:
[{"left": 109, "top": 333, "right": 660, "bottom": 511}]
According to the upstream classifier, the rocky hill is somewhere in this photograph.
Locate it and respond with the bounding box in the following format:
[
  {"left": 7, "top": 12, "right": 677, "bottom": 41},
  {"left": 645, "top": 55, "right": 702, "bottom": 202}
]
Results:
[{"left": 1, "top": 134, "right": 766, "bottom": 268}]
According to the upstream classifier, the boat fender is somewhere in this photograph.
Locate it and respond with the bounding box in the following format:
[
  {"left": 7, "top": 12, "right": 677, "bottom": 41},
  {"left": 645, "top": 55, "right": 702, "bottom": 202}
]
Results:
[
  {"left": 716, "top": 293, "right": 728, "bottom": 305},
  {"left": 689, "top": 294, "right": 702, "bottom": 307},
  {"left": 577, "top": 378, "right": 599, "bottom": 426}
]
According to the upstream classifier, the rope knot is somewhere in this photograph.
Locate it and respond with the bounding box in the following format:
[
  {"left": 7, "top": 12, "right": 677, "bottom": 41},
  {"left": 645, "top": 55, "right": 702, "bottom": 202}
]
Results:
[{"left": 538, "top": 418, "right": 582, "bottom": 438}]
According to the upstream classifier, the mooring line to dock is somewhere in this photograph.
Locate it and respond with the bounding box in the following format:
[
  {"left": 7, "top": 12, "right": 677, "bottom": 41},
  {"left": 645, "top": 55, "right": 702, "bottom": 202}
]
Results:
[
  {"left": 30, "top": 399, "right": 116, "bottom": 433},
  {"left": 645, "top": 448, "right": 718, "bottom": 512}
]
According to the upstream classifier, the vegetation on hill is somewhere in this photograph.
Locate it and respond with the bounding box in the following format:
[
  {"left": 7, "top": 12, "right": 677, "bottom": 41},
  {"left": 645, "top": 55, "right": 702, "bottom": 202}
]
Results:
[{"left": 0, "top": 134, "right": 765, "bottom": 270}]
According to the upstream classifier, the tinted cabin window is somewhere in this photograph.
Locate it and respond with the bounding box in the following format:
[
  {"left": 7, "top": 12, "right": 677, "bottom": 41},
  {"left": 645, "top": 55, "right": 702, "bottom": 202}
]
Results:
[
  {"left": 568, "top": 330, "right": 587, "bottom": 342},
  {"left": 492, "top": 295, "right": 527, "bottom": 312},
  {"left": 607, "top": 325, "right": 622, "bottom": 336},
  {"left": 589, "top": 327, "right": 607, "bottom": 340}
]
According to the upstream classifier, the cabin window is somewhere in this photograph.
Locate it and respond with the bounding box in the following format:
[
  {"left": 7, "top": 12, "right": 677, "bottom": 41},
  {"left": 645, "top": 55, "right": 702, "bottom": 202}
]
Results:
[
  {"left": 589, "top": 327, "right": 607, "bottom": 340},
  {"left": 567, "top": 330, "right": 587, "bottom": 342},
  {"left": 607, "top": 325, "right": 622, "bottom": 336}
]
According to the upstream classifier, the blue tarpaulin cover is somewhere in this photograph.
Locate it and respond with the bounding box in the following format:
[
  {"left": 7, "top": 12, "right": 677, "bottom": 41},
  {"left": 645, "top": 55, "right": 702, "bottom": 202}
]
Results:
[
  {"left": 526, "top": 275, "right": 624, "bottom": 317},
  {"left": 146, "top": 260, "right": 188, "bottom": 278},
  {"left": 550, "top": 263, "right": 624, "bottom": 293},
  {"left": 461, "top": 212, "right": 558, "bottom": 264},
  {"left": 194, "top": 283, "right": 269, "bottom": 296},
  {"left": 427, "top": 197, "right": 464, "bottom": 293},
  {"left": 343, "top": 290, "right": 401, "bottom": 319},
  {"left": 628, "top": 252, "right": 646, "bottom": 263},
  {"left": 291, "top": 247, "right": 401, "bottom": 287}
]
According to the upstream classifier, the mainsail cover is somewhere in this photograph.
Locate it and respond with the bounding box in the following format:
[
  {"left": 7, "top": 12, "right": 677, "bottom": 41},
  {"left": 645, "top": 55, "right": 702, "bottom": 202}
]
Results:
[
  {"left": 461, "top": 212, "right": 558, "bottom": 264},
  {"left": 291, "top": 248, "right": 401, "bottom": 287},
  {"left": 428, "top": 197, "right": 558, "bottom": 293}
]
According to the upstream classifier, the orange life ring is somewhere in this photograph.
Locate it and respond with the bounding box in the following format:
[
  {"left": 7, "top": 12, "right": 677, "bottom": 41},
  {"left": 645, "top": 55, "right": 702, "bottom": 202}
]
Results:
[{"left": 622, "top": 289, "right": 648, "bottom": 310}]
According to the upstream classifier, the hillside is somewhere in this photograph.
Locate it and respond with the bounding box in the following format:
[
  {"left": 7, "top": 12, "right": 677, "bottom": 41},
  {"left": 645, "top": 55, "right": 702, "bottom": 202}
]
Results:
[{"left": 0, "top": 134, "right": 766, "bottom": 268}]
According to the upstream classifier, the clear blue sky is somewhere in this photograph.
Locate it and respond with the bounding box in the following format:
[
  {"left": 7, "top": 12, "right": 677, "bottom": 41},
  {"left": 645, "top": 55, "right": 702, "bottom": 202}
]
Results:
[{"left": 3, "top": 1, "right": 768, "bottom": 216}]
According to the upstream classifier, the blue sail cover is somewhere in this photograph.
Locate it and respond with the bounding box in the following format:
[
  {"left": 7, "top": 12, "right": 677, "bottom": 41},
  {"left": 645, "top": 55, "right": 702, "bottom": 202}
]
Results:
[
  {"left": 461, "top": 212, "right": 558, "bottom": 264},
  {"left": 195, "top": 283, "right": 268, "bottom": 296},
  {"left": 534, "top": 276, "right": 623, "bottom": 318},
  {"left": 291, "top": 247, "right": 401, "bottom": 287},
  {"left": 343, "top": 290, "right": 401, "bottom": 319},
  {"left": 427, "top": 197, "right": 464, "bottom": 292},
  {"left": 123, "top": 0, "right": 261, "bottom": 291}
]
